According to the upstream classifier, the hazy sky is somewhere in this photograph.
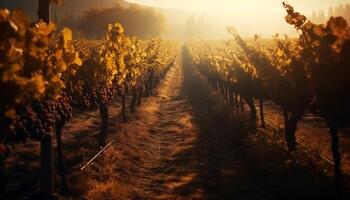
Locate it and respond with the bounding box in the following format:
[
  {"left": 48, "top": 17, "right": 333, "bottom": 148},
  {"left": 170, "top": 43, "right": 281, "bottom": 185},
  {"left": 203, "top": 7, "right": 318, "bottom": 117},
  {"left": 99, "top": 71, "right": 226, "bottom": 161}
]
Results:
[
  {"left": 127, "top": 0, "right": 350, "bottom": 12},
  {"left": 1, "top": 0, "right": 349, "bottom": 39},
  {"left": 127, "top": 0, "right": 350, "bottom": 38}
]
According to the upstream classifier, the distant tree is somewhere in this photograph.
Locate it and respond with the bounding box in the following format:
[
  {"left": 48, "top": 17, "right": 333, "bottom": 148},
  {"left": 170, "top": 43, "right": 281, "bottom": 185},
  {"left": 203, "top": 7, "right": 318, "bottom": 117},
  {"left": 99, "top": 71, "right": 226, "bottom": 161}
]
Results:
[
  {"left": 60, "top": 12, "right": 77, "bottom": 29},
  {"left": 318, "top": 10, "right": 326, "bottom": 23},
  {"left": 77, "top": 4, "right": 165, "bottom": 39},
  {"left": 327, "top": 3, "right": 350, "bottom": 24},
  {"left": 311, "top": 10, "right": 317, "bottom": 22},
  {"left": 310, "top": 10, "right": 328, "bottom": 24},
  {"left": 345, "top": 4, "right": 350, "bottom": 22},
  {"left": 185, "top": 15, "right": 196, "bottom": 40},
  {"left": 328, "top": 6, "right": 334, "bottom": 18}
]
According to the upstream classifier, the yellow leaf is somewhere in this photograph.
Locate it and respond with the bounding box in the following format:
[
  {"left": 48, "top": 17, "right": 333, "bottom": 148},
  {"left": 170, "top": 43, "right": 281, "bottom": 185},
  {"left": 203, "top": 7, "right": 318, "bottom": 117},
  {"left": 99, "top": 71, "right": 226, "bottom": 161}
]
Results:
[
  {"left": 277, "top": 49, "right": 284, "bottom": 57},
  {"left": 62, "top": 27, "right": 72, "bottom": 48},
  {"left": 74, "top": 52, "right": 82, "bottom": 66}
]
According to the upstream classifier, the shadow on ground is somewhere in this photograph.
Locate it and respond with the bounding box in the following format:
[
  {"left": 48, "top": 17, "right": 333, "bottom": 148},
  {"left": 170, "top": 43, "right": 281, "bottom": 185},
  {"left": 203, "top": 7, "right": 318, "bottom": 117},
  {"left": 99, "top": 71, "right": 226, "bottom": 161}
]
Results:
[{"left": 152, "top": 48, "right": 339, "bottom": 200}]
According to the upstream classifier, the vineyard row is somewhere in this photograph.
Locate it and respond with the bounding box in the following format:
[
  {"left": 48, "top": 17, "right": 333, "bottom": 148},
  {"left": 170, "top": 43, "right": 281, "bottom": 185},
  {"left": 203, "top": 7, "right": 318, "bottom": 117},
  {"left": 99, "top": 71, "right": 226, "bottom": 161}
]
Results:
[
  {"left": 186, "top": 2, "right": 350, "bottom": 196},
  {"left": 0, "top": 9, "right": 179, "bottom": 198}
]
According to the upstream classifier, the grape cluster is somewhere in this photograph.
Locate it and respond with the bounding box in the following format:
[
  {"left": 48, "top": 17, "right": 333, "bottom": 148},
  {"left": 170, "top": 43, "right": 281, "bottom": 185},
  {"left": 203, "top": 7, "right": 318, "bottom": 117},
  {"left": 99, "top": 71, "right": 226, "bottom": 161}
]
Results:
[{"left": 9, "top": 94, "right": 73, "bottom": 143}]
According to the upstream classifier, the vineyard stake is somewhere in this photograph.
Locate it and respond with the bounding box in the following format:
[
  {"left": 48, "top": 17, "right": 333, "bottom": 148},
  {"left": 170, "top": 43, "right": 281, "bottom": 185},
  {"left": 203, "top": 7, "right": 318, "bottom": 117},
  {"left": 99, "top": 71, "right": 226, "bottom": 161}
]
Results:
[
  {"left": 38, "top": 0, "right": 50, "bottom": 23},
  {"left": 40, "top": 133, "right": 54, "bottom": 200},
  {"left": 80, "top": 138, "right": 116, "bottom": 171}
]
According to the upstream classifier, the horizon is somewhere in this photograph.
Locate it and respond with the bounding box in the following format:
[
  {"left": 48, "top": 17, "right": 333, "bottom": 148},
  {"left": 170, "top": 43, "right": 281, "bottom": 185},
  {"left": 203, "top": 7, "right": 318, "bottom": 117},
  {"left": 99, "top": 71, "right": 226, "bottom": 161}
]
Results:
[{"left": 1, "top": 0, "right": 350, "bottom": 39}]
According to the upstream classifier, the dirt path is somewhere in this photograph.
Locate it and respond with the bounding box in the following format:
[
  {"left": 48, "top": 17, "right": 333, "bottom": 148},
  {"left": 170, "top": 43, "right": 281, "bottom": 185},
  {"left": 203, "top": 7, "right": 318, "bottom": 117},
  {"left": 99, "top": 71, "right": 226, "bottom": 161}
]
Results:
[{"left": 73, "top": 49, "right": 338, "bottom": 200}]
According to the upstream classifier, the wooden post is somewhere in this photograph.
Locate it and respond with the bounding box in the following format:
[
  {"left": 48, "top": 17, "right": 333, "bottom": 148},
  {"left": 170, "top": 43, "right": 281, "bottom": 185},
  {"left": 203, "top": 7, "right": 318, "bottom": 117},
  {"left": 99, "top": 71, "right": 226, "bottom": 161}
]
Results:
[
  {"left": 98, "top": 103, "right": 109, "bottom": 147},
  {"left": 38, "top": 0, "right": 50, "bottom": 23},
  {"left": 0, "top": 151, "right": 7, "bottom": 200},
  {"left": 41, "top": 133, "right": 54, "bottom": 200},
  {"left": 130, "top": 88, "right": 137, "bottom": 113},
  {"left": 259, "top": 97, "right": 265, "bottom": 128},
  {"left": 137, "top": 86, "right": 143, "bottom": 106},
  {"left": 122, "top": 92, "right": 127, "bottom": 122},
  {"left": 328, "top": 123, "right": 343, "bottom": 199}
]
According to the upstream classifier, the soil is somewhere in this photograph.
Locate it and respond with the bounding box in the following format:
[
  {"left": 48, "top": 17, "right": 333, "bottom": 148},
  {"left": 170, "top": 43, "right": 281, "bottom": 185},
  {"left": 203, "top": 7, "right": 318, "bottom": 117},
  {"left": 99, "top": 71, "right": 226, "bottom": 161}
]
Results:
[{"left": 256, "top": 101, "right": 350, "bottom": 175}]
